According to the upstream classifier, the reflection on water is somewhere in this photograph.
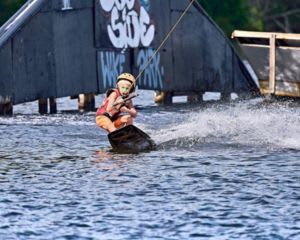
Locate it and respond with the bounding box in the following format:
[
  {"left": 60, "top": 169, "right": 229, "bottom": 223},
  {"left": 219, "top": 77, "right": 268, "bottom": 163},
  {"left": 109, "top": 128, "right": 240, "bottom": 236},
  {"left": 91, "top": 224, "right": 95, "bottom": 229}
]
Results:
[{"left": 0, "top": 94, "right": 300, "bottom": 239}]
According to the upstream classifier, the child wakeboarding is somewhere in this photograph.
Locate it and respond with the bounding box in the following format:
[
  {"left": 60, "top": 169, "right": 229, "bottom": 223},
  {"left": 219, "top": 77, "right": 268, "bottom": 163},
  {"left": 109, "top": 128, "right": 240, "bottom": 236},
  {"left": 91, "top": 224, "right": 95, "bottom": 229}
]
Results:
[{"left": 96, "top": 73, "right": 137, "bottom": 133}]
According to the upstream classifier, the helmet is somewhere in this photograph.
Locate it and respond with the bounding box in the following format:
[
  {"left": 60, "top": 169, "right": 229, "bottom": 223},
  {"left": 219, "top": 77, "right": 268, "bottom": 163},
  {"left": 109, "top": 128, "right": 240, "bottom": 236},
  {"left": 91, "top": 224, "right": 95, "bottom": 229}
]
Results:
[{"left": 117, "top": 73, "right": 136, "bottom": 92}]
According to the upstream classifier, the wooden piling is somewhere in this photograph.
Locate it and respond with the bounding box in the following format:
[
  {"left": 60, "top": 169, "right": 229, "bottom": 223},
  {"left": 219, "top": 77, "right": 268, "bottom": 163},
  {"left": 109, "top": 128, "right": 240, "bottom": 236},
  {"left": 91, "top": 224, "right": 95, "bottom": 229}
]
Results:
[
  {"left": 187, "top": 93, "right": 204, "bottom": 103},
  {"left": 78, "top": 93, "right": 95, "bottom": 112},
  {"left": 38, "top": 98, "right": 48, "bottom": 114},
  {"left": 154, "top": 91, "right": 173, "bottom": 104},
  {"left": 0, "top": 96, "right": 13, "bottom": 115},
  {"left": 220, "top": 93, "right": 231, "bottom": 102},
  {"left": 49, "top": 97, "right": 57, "bottom": 114}
]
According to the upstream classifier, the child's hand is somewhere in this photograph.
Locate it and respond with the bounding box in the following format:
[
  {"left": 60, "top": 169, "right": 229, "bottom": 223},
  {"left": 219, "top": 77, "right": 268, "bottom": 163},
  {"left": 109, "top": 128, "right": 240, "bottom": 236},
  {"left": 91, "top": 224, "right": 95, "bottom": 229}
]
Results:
[
  {"left": 113, "top": 97, "right": 125, "bottom": 109},
  {"left": 120, "top": 106, "right": 129, "bottom": 113}
]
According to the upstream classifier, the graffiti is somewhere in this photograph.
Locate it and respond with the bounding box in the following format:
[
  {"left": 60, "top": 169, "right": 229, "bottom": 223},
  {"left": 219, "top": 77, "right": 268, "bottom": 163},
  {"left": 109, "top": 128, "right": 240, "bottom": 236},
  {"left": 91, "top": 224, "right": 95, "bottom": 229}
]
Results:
[
  {"left": 99, "top": 0, "right": 134, "bottom": 11},
  {"left": 140, "top": 0, "right": 150, "bottom": 11},
  {"left": 99, "top": 0, "right": 155, "bottom": 49},
  {"left": 137, "top": 49, "right": 164, "bottom": 89},
  {"left": 62, "top": 0, "right": 72, "bottom": 10},
  {"left": 99, "top": 51, "right": 125, "bottom": 89},
  {"left": 98, "top": 49, "right": 164, "bottom": 90}
]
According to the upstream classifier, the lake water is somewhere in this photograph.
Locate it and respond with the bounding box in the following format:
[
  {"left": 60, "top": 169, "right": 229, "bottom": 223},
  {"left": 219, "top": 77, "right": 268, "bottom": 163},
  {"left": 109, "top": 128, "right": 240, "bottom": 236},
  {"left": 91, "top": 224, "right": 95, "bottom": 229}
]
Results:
[{"left": 0, "top": 91, "right": 300, "bottom": 239}]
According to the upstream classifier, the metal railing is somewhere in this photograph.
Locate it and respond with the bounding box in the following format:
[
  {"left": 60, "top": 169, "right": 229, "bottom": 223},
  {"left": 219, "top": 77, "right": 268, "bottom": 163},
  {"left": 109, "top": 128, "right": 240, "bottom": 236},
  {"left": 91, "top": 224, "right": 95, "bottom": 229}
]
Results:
[{"left": 0, "top": 0, "right": 47, "bottom": 47}]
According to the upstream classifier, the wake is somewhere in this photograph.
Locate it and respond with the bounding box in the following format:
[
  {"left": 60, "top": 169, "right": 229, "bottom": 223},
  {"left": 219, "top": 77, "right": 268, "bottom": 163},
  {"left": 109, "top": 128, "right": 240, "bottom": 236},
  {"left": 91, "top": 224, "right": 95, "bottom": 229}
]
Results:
[{"left": 149, "top": 101, "right": 300, "bottom": 150}]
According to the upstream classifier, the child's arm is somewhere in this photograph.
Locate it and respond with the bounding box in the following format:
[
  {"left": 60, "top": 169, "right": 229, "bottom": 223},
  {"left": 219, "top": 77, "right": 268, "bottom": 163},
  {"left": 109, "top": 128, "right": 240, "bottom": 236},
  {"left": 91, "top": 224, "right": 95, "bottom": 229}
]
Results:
[
  {"left": 120, "top": 100, "right": 137, "bottom": 117},
  {"left": 106, "top": 92, "right": 120, "bottom": 116}
]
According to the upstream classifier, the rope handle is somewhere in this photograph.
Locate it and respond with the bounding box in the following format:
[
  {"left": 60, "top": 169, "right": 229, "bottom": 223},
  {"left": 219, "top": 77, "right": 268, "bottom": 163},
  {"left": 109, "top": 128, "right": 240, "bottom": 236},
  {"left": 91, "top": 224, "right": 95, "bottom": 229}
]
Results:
[{"left": 112, "top": 93, "right": 140, "bottom": 107}]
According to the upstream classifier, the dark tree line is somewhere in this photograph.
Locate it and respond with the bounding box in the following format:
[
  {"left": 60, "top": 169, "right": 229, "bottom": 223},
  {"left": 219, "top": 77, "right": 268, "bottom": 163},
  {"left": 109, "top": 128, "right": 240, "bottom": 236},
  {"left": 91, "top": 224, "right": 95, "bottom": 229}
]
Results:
[
  {"left": 1, "top": 0, "right": 299, "bottom": 35},
  {"left": 247, "top": 0, "right": 300, "bottom": 33},
  {"left": 0, "top": 0, "right": 26, "bottom": 26},
  {"left": 198, "top": 0, "right": 300, "bottom": 36}
]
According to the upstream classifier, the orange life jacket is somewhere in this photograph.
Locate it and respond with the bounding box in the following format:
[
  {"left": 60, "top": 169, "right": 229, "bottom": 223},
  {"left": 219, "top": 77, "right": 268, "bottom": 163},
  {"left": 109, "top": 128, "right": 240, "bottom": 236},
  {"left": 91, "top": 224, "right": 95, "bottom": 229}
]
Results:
[{"left": 96, "top": 88, "right": 122, "bottom": 118}]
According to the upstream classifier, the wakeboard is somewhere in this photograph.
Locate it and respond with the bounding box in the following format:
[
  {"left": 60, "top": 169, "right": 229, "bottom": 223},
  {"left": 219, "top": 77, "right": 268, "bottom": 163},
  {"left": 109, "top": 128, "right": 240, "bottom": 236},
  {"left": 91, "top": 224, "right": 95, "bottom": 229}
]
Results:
[{"left": 108, "top": 125, "right": 156, "bottom": 153}]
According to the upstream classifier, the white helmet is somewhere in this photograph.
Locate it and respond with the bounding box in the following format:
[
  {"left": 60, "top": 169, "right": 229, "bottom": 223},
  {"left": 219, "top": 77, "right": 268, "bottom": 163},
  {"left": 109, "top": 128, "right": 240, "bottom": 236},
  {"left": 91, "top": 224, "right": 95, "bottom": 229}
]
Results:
[{"left": 117, "top": 73, "right": 136, "bottom": 93}]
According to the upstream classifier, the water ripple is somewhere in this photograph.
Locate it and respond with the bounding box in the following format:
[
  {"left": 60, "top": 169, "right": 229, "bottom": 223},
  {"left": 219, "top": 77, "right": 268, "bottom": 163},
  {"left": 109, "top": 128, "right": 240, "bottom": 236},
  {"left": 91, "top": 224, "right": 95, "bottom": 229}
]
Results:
[{"left": 0, "top": 100, "right": 300, "bottom": 239}]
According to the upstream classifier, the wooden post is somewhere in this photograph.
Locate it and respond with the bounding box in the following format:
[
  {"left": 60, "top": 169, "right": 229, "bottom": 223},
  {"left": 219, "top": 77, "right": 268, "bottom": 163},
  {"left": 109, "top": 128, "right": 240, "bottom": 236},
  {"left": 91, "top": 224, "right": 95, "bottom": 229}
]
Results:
[
  {"left": 78, "top": 93, "right": 95, "bottom": 112},
  {"left": 38, "top": 98, "right": 48, "bottom": 114},
  {"left": 154, "top": 91, "right": 164, "bottom": 104},
  {"left": 154, "top": 91, "right": 173, "bottom": 104},
  {"left": 86, "top": 93, "right": 95, "bottom": 111},
  {"left": 163, "top": 92, "right": 173, "bottom": 104},
  {"left": 0, "top": 96, "right": 13, "bottom": 116},
  {"left": 6, "top": 102, "right": 13, "bottom": 115},
  {"left": 49, "top": 97, "right": 57, "bottom": 114},
  {"left": 187, "top": 92, "right": 204, "bottom": 103},
  {"left": 78, "top": 94, "right": 84, "bottom": 112},
  {"left": 221, "top": 92, "right": 231, "bottom": 102},
  {"left": 269, "top": 34, "right": 276, "bottom": 94},
  {"left": 155, "top": 91, "right": 172, "bottom": 105}
]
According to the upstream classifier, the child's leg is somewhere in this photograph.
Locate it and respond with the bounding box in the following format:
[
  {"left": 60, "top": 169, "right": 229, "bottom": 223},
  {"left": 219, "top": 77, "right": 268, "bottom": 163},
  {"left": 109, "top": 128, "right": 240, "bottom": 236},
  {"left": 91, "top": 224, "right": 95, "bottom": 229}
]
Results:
[
  {"left": 96, "top": 116, "right": 117, "bottom": 133},
  {"left": 114, "top": 115, "right": 133, "bottom": 129}
]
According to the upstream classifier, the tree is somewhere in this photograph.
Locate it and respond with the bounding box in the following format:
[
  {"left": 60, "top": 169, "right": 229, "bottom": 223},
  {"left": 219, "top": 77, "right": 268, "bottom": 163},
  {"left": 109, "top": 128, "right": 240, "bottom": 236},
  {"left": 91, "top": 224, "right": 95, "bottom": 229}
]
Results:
[
  {"left": 198, "top": 0, "right": 300, "bottom": 35},
  {"left": 197, "top": 0, "right": 264, "bottom": 36},
  {"left": 0, "top": 0, "right": 26, "bottom": 26},
  {"left": 247, "top": 0, "right": 300, "bottom": 33}
]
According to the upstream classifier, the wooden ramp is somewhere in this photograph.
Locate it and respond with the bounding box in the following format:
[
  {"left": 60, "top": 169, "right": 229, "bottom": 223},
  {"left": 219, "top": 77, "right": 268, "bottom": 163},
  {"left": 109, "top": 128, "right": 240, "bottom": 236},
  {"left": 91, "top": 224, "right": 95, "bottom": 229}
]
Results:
[
  {"left": 232, "top": 30, "right": 300, "bottom": 98},
  {"left": 1, "top": 0, "right": 260, "bottom": 115}
]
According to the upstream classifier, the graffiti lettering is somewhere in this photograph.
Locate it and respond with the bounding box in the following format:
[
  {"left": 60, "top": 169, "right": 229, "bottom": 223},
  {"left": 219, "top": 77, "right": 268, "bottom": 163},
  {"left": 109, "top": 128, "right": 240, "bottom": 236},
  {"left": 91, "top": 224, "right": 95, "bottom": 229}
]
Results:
[
  {"left": 99, "top": 0, "right": 154, "bottom": 49},
  {"left": 137, "top": 49, "right": 164, "bottom": 89},
  {"left": 140, "top": 0, "right": 150, "bottom": 11},
  {"left": 99, "top": 0, "right": 134, "bottom": 11},
  {"left": 62, "top": 0, "right": 72, "bottom": 10},
  {"left": 99, "top": 51, "right": 125, "bottom": 88}
]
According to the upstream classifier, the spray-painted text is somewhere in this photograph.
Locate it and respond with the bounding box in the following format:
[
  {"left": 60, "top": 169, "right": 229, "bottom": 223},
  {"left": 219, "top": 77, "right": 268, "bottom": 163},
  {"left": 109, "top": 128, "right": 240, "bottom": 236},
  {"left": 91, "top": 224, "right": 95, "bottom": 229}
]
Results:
[
  {"left": 137, "top": 49, "right": 164, "bottom": 89},
  {"left": 99, "top": 0, "right": 155, "bottom": 49},
  {"left": 99, "top": 51, "right": 125, "bottom": 88}
]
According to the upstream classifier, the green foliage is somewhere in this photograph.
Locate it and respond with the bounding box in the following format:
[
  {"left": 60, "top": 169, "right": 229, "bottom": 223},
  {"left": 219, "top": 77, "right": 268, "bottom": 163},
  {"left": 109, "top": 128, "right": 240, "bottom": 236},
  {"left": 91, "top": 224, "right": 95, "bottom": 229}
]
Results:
[
  {"left": 197, "top": 0, "right": 264, "bottom": 36},
  {"left": 247, "top": 6, "right": 264, "bottom": 31},
  {"left": 198, "top": 0, "right": 300, "bottom": 34},
  {"left": 248, "top": 0, "right": 300, "bottom": 33},
  {"left": 1, "top": 0, "right": 299, "bottom": 34},
  {"left": 0, "top": 0, "right": 26, "bottom": 26}
]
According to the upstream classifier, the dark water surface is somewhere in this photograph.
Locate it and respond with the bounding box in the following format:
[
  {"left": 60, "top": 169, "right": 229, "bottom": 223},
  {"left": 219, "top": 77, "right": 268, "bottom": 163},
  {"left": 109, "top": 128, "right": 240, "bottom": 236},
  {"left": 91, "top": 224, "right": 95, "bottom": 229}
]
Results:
[{"left": 0, "top": 92, "right": 300, "bottom": 239}]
